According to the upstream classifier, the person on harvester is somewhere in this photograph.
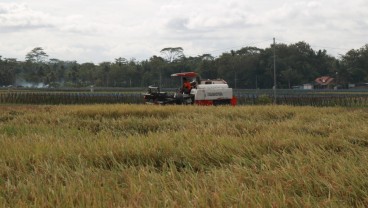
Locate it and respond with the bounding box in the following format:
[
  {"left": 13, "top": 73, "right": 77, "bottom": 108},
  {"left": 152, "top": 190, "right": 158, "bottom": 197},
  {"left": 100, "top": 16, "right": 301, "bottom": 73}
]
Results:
[{"left": 181, "top": 77, "right": 192, "bottom": 94}]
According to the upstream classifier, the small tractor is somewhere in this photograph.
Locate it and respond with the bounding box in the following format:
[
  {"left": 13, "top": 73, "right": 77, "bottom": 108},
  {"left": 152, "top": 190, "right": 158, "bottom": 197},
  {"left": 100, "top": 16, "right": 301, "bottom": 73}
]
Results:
[{"left": 143, "top": 72, "right": 237, "bottom": 106}]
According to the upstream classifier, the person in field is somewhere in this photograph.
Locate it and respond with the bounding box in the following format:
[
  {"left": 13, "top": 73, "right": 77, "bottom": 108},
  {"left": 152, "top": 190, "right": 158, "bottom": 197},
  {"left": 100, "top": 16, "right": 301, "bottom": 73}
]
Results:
[{"left": 181, "top": 77, "right": 192, "bottom": 94}]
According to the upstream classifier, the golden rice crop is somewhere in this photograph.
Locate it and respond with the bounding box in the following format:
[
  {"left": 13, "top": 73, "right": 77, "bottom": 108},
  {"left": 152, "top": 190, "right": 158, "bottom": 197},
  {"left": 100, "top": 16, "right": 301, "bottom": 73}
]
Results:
[{"left": 0, "top": 104, "right": 368, "bottom": 207}]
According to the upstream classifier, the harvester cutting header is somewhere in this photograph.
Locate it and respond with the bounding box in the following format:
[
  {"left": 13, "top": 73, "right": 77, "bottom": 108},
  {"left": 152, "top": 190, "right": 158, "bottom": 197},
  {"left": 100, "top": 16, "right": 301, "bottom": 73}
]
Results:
[{"left": 143, "top": 72, "right": 237, "bottom": 106}]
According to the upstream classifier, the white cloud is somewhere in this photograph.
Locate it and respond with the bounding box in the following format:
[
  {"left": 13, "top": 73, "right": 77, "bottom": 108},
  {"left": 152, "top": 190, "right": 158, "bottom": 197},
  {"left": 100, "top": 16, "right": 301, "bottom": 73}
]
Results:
[
  {"left": 0, "top": 3, "right": 54, "bottom": 31},
  {"left": 0, "top": 0, "right": 367, "bottom": 62}
]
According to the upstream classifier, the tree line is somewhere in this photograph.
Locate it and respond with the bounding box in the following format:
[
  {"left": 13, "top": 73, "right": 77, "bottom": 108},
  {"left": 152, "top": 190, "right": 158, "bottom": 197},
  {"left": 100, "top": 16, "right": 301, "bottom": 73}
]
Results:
[{"left": 1, "top": 42, "right": 368, "bottom": 89}]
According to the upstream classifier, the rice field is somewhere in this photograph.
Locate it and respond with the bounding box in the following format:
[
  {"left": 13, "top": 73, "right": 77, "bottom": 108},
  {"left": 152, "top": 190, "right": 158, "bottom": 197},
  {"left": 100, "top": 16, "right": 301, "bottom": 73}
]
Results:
[
  {"left": 1, "top": 104, "right": 368, "bottom": 207},
  {"left": 1, "top": 90, "right": 368, "bottom": 107}
]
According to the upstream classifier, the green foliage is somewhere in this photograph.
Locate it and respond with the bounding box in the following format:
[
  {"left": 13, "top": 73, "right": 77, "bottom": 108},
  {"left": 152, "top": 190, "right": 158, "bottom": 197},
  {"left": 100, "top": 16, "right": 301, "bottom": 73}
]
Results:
[
  {"left": 160, "top": 47, "right": 184, "bottom": 62},
  {"left": 0, "top": 58, "right": 17, "bottom": 86},
  {"left": 340, "top": 45, "right": 368, "bottom": 84},
  {"left": 256, "top": 94, "right": 272, "bottom": 105},
  {"left": 1, "top": 43, "right": 368, "bottom": 88},
  {"left": 25, "top": 47, "right": 49, "bottom": 63}
]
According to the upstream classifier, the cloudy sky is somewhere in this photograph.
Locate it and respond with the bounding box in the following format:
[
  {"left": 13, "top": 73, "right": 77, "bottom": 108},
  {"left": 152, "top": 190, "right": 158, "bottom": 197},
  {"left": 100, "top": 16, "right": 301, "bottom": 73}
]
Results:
[{"left": 0, "top": 0, "right": 367, "bottom": 63}]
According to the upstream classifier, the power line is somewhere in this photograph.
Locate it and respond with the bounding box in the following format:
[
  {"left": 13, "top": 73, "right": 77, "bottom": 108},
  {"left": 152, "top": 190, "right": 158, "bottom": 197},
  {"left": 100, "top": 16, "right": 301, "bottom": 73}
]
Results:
[
  {"left": 276, "top": 38, "right": 352, "bottom": 51},
  {"left": 208, "top": 39, "right": 272, "bottom": 53},
  {"left": 308, "top": 45, "right": 351, "bottom": 51},
  {"left": 185, "top": 39, "right": 272, "bottom": 57}
]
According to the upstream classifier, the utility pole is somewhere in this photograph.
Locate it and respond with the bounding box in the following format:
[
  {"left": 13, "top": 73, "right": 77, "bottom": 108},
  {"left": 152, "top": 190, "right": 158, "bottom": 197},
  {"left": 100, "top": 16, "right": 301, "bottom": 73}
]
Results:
[
  {"left": 231, "top": 50, "right": 237, "bottom": 89},
  {"left": 273, "top": 37, "right": 277, "bottom": 104},
  {"left": 159, "top": 67, "right": 162, "bottom": 89},
  {"left": 234, "top": 71, "right": 237, "bottom": 89}
]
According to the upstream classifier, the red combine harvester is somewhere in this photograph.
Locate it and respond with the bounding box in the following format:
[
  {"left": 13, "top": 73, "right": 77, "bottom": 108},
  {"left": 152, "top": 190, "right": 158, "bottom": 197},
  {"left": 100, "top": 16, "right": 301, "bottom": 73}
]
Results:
[{"left": 143, "top": 72, "right": 237, "bottom": 106}]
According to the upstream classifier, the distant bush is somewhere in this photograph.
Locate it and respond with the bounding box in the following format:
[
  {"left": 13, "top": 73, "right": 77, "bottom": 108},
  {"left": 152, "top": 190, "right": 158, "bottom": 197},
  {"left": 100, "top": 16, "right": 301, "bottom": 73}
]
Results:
[{"left": 256, "top": 94, "right": 272, "bottom": 105}]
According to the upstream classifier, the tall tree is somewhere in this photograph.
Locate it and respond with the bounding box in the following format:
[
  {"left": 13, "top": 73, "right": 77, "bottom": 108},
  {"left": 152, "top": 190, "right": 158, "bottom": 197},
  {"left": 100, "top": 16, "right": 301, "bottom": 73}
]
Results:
[
  {"left": 115, "top": 57, "right": 128, "bottom": 66},
  {"left": 149, "top": 56, "right": 165, "bottom": 87},
  {"left": 79, "top": 63, "right": 96, "bottom": 86},
  {"left": 0, "top": 58, "right": 17, "bottom": 86},
  {"left": 160, "top": 47, "right": 184, "bottom": 62},
  {"left": 341, "top": 45, "right": 368, "bottom": 84},
  {"left": 25, "top": 47, "right": 49, "bottom": 63}
]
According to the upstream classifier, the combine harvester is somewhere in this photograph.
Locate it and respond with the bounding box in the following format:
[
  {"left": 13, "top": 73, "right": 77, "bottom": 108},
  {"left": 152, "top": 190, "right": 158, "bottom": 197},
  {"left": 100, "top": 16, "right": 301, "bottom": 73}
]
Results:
[{"left": 143, "top": 72, "right": 237, "bottom": 106}]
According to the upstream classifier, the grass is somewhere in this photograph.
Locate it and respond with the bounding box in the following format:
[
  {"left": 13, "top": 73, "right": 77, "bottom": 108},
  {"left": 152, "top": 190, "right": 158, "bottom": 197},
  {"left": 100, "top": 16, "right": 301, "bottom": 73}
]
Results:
[{"left": 1, "top": 104, "right": 368, "bottom": 207}]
